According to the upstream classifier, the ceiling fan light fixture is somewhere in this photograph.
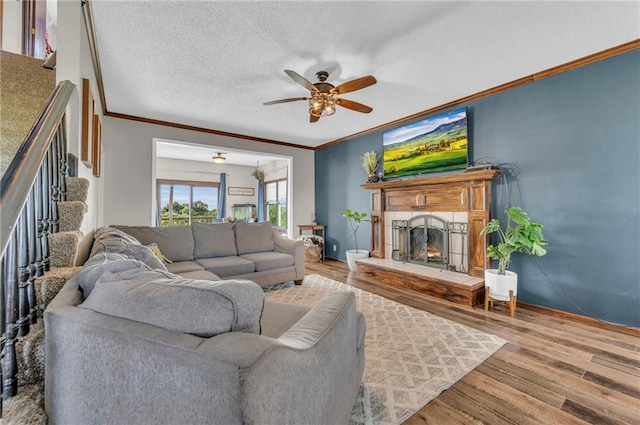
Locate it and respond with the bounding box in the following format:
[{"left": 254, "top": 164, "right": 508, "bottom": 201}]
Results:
[
  {"left": 212, "top": 152, "right": 226, "bottom": 164},
  {"left": 309, "top": 93, "right": 335, "bottom": 117},
  {"left": 323, "top": 96, "right": 336, "bottom": 116},
  {"left": 266, "top": 69, "right": 376, "bottom": 121}
]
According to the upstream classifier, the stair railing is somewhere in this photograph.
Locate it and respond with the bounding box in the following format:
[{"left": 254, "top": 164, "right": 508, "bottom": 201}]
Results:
[{"left": 0, "top": 80, "right": 75, "bottom": 415}]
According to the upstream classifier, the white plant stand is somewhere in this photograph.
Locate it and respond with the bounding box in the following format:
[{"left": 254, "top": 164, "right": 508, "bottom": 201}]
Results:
[{"left": 484, "top": 269, "right": 518, "bottom": 317}]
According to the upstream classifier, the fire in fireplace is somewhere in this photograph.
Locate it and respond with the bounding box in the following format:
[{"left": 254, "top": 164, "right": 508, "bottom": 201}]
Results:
[{"left": 392, "top": 214, "right": 468, "bottom": 272}]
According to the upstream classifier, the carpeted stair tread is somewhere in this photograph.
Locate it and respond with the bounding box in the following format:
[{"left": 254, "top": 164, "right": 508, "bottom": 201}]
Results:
[
  {"left": 0, "top": 51, "right": 55, "bottom": 180},
  {"left": 65, "top": 177, "right": 89, "bottom": 202},
  {"left": 15, "top": 321, "right": 45, "bottom": 386},
  {"left": 48, "top": 231, "right": 82, "bottom": 268},
  {"left": 57, "top": 201, "right": 87, "bottom": 232},
  {"left": 2, "top": 381, "right": 47, "bottom": 425},
  {"left": 35, "top": 266, "right": 81, "bottom": 317}
]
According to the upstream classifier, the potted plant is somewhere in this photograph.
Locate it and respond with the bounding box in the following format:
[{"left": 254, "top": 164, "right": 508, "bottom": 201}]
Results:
[
  {"left": 480, "top": 206, "right": 548, "bottom": 315},
  {"left": 251, "top": 168, "right": 265, "bottom": 180},
  {"left": 342, "top": 209, "right": 370, "bottom": 271},
  {"left": 362, "top": 151, "right": 379, "bottom": 183}
]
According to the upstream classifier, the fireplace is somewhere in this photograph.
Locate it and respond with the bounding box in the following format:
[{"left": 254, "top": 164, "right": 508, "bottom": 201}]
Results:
[
  {"left": 362, "top": 169, "right": 499, "bottom": 277},
  {"left": 392, "top": 214, "right": 468, "bottom": 273}
]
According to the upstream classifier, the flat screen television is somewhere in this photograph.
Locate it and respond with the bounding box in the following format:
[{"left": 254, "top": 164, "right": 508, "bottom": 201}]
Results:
[{"left": 383, "top": 107, "right": 468, "bottom": 179}]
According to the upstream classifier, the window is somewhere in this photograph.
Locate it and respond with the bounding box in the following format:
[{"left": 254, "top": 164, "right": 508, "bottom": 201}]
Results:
[
  {"left": 157, "top": 180, "right": 219, "bottom": 226},
  {"left": 265, "top": 178, "right": 287, "bottom": 228}
]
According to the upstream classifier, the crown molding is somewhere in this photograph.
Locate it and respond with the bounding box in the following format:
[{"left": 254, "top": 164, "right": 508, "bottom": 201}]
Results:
[{"left": 317, "top": 39, "right": 640, "bottom": 150}]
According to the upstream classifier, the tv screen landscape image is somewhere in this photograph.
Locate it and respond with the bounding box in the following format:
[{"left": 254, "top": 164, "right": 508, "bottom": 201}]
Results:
[{"left": 383, "top": 107, "right": 468, "bottom": 178}]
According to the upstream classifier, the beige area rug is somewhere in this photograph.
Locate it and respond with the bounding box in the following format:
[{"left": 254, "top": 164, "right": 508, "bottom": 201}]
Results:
[{"left": 265, "top": 274, "right": 507, "bottom": 425}]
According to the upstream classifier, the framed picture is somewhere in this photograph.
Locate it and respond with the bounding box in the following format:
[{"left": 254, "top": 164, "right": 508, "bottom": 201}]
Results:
[
  {"left": 228, "top": 187, "right": 254, "bottom": 196},
  {"left": 81, "top": 78, "right": 93, "bottom": 166},
  {"left": 92, "top": 114, "right": 102, "bottom": 177}
]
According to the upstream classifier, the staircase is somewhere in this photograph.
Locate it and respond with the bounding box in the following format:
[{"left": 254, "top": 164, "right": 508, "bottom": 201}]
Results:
[
  {"left": 2, "top": 177, "right": 89, "bottom": 424},
  {"left": 0, "top": 51, "right": 56, "bottom": 180},
  {"left": 1, "top": 52, "right": 82, "bottom": 422}
]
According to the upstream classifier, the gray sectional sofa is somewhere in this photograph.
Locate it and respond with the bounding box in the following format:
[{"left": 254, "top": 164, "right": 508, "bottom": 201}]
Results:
[
  {"left": 113, "top": 221, "right": 305, "bottom": 286},
  {"left": 44, "top": 226, "right": 366, "bottom": 424}
]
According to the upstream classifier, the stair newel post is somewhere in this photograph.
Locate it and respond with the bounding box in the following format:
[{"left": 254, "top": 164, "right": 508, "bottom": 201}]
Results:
[
  {"left": 26, "top": 188, "right": 38, "bottom": 324},
  {"left": 2, "top": 231, "right": 19, "bottom": 399},
  {"left": 16, "top": 213, "right": 30, "bottom": 337},
  {"left": 34, "top": 172, "right": 44, "bottom": 278},
  {"left": 40, "top": 157, "right": 51, "bottom": 272}
]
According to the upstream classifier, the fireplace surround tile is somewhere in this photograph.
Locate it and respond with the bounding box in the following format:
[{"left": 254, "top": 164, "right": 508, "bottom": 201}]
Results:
[{"left": 453, "top": 211, "right": 468, "bottom": 222}]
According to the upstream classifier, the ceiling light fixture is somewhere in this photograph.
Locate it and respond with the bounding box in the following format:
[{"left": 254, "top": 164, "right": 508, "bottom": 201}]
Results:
[
  {"left": 309, "top": 93, "right": 336, "bottom": 117},
  {"left": 264, "top": 69, "right": 376, "bottom": 123},
  {"left": 212, "top": 152, "right": 226, "bottom": 164}
]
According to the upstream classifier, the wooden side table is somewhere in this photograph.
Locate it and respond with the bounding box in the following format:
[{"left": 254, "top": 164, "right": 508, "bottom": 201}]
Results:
[{"left": 298, "top": 224, "right": 326, "bottom": 262}]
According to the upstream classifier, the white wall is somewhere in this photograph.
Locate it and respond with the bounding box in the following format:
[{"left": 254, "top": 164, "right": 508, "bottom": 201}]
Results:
[
  {"left": 100, "top": 117, "right": 315, "bottom": 236},
  {"left": 2, "top": 0, "right": 23, "bottom": 53},
  {"left": 56, "top": 0, "right": 102, "bottom": 239},
  {"left": 155, "top": 157, "right": 259, "bottom": 218},
  {"left": 262, "top": 159, "right": 288, "bottom": 181}
]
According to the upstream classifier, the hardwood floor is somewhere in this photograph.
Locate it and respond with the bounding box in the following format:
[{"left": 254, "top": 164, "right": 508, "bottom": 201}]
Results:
[{"left": 305, "top": 260, "right": 640, "bottom": 425}]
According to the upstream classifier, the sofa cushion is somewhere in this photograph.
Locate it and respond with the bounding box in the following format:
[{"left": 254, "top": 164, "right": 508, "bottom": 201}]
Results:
[
  {"left": 239, "top": 252, "right": 294, "bottom": 272},
  {"left": 235, "top": 221, "right": 274, "bottom": 255},
  {"left": 177, "top": 269, "right": 221, "bottom": 281},
  {"left": 113, "top": 225, "right": 195, "bottom": 262},
  {"left": 192, "top": 222, "right": 238, "bottom": 259},
  {"left": 80, "top": 276, "right": 265, "bottom": 336},
  {"left": 261, "top": 300, "right": 311, "bottom": 338},
  {"left": 196, "top": 257, "right": 255, "bottom": 278},
  {"left": 89, "top": 227, "right": 167, "bottom": 271},
  {"left": 166, "top": 261, "right": 205, "bottom": 274}
]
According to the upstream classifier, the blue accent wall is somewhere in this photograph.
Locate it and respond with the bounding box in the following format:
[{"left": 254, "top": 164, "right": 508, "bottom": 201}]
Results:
[{"left": 315, "top": 50, "right": 640, "bottom": 326}]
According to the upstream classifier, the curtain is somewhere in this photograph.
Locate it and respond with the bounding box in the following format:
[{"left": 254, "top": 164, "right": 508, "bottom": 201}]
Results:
[
  {"left": 217, "top": 172, "right": 226, "bottom": 219},
  {"left": 257, "top": 178, "right": 265, "bottom": 222}
]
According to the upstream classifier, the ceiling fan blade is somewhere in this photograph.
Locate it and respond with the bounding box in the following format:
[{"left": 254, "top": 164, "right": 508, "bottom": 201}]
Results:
[
  {"left": 335, "top": 98, "right": 373, "bottom": 113},
  {"left": 284, "top": 70, "right": 318, "bottom": 92},
  {"left": 263, "top": 97, "right": 309, "bottom": 106},
  {"left": 310, "top": 114, "right": 320, "bottom": 123},
  {"left": 332, "top": 75, "right": 377, "bottom": 95}
]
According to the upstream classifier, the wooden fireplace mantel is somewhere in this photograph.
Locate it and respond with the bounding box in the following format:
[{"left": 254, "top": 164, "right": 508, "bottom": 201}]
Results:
[
  {"left": 361, "top": 169, "right": 500, "bottom": 278},
  {"left": 361, "top": 169, "right": 500, "bottom": 190}
]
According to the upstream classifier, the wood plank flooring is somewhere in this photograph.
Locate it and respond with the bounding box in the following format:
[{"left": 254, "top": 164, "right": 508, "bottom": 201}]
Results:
[{"left": 305, "top": 260, "right": 640, "bottom": 425}]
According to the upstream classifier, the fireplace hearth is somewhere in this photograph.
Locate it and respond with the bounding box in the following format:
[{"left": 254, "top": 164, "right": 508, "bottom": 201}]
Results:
[{"left": 392, "top": 214, "right": 468, "bottom": 273}]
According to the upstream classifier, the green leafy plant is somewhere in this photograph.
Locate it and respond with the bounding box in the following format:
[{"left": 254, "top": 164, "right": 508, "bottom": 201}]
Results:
[
  {"left": 362, "top": 151, "right": 379, "bottom": 175},
  {"left": 251, "top": 168, "right": 265, "bottom": 180},
  {"left": 342, "top": 209, "right": 369, "bottom": 253},
  {"left": 480, "top": 206, "right": 548, "bottom": 275}
]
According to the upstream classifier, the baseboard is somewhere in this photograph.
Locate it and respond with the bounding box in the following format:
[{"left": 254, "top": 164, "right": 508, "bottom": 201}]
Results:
[{"left": 517, "top": 301, "right": 640, "bottom": 337}]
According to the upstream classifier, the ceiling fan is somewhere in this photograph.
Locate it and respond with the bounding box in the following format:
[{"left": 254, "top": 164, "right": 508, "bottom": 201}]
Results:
[{"left": 263, "top": 70, "right": 377, "bottom": 123}]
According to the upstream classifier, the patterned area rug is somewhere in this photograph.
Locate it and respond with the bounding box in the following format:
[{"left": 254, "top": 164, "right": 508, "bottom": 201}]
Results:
[{"left": 265, "top": 274, "right": 507, "bottom": 425}]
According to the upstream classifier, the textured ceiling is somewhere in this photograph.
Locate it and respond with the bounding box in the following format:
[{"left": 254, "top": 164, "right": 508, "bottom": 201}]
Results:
[{"left": 90, "top": 1, "right": 639, "bottom": 149}]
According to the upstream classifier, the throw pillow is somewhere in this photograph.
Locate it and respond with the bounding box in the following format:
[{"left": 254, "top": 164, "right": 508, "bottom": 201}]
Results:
[{"left": 146, "top": 243, "right": 173, "bottom": 264}]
